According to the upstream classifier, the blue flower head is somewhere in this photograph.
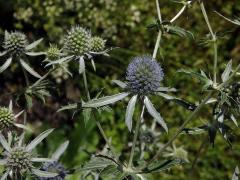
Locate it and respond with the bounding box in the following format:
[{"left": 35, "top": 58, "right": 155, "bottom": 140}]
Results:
[{"left": 126, "top": 56, "right": 164, "bottom": 95}]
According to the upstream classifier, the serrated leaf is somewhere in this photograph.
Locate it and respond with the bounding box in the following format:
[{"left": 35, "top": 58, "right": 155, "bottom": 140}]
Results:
[
  {"left": 125, "top": 95, "right": 138, "bottom": 132},
  {"left": 221, "top": 60, "right": 232, "bottom": 82},
  {"left": 26, "top": 129, "right": 54, "bottom": 151},
  {"left": 83, "top": 92, "right": 129, "bottom": 108},
  {"left": 20, "top": 59, "right": 41, "bottom": 78},
  {"left": 0, "top": 57, "right": 12, "bottom": 73},
  {"left": 25, "top": 38, "right": 43, "bottom": 50},
  {"left": 31, "top": 168, "right": 58, "bottom": 178},
  {"left": 144, "top": 96, "right": 168, "bottom": 132}
]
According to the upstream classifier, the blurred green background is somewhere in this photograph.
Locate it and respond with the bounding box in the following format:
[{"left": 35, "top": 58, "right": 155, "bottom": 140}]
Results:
[{"left": 0, "top": 0, "right": 240, "bottom": 179}]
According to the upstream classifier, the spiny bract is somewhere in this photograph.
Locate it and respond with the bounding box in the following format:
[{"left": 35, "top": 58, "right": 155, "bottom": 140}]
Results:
[
  {"left": 38, "top": 161, "right": 68, "bottom": 180},
  {"left": 7, "top": 147, "right": 32, "bottom": 172},
  {"left": 0, "top": 107, "right": 14, "bottom": 130},
  {"left": 64, "top": 26, "right": 91, "bottom": 56},
  {"left": 3, "top": 31, "right": 28, "bottom": 56},
  {"left": 90, "top": 36, "right": 106, "bottom": 52},
  {"left": 126, "top": 56, "right": 164, "bottom": 95}
]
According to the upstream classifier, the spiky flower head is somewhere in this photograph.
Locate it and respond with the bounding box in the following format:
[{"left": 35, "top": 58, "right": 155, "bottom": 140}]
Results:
[
  {"left": 51, "top": 62, "right": 70, "bottom": 84},
  {"left": 126, "top": 56, "right": 164, "bottom": 95},
  {"left": 6, "top": 147, "right": 32, "bottom": 172},
  {"left": 0, "top": 107, "right": 14, "bottom": 130},
  {"left": 47, "top": 45, "right": 61, "bottom": 61},
  {"left": 38, "top": 161, "right": 69, "bottom": 180},
  {"left": 64, "top": 26, "right": 91, "bottom": 56},
  {"left": 3, "top": 31, "right": 28, "bottom": 56},
  {"left": 90, "top": 36, "right": 106, "bottom": 52}
]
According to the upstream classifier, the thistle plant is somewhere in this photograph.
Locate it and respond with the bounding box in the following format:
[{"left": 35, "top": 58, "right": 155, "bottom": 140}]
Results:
[
  {"left": 0, "top": 31, "right": 44, "bottom": 78},
  {"left": 0, "top": 129, "right": 58, "bottom": 179}
]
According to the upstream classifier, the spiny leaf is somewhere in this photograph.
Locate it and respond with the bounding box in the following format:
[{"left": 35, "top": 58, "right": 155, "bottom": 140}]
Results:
[
  {"left": 0, "top": 57, "right": 12, "bottom": 73},
  {"left": 20, "top": 59, "right": 41, "bottom": 78}
]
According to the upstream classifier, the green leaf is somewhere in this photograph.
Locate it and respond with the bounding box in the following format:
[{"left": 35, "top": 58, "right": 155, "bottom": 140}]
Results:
[
  {"left": 141, "top": 159, "right": 185, "bottom": 173},
  {"left": 45, "top": 55, "right": 74, "bottom": 67},
  {"left": 25, "top": 52, "right": 46, "bottom": 56},
  {"left": 31, "top": 158, "right": 54, "bottom": 162},
  {"left": 80, "top": 157, "right": 115, "bottom": 171},
  {"left": 82, "top": 108, "right": 92, "bottom": 125},
  {"left": 0, "top": 159, "right": 7, "bottom": 165},
  {"left": 144, "top": 96, "right": 168, "bottom": 132},
  {"left": 0, "top": 51, "right": 7, "bottom": 56},
  {"left": 57, "top": 103, "right": 78, "bottom": 112},
  {"left": 25, "top": 38, "right": 43, "bottom": 50},
  {"left": 0, "top": 133, "right": 11, "bottom": 152},
  {"left": 112, "top": 80, "right": 127, "bottom": 89},
  {"left": 14, "top": 123, "right": 32, "bottom": 132},
  {"left": 51, "top": 141, "right": 69, "bottom": 160},
  {"left": 156, "top": 92, "right": 196, "bottom": 111},
  {"left": 91, "top": 59, "right": 96, "bottom": 71},
  {"left": 83, "top": 92, "right": 129, "bottom": 108},
  {"left": 125, "top": 95, "right": 138, "bottom": 131},
  {"left": 1, "top": 170, "right": 10, "bottom": 180},
  {"left": 232, "top": 166, "right": 239, "bottom": 180},
  {"left": 26, "top": 129, "right": 54, "bottom": 151},
  {"left": 215, "top": 11, "right": 240, "bottom": 26},
  {"left": 79, "top": 56, "right": 85, "bottom": 74},
  {"left": 164, "top": 25, "right": 194, "bottom": 38},
  {"left": 181, "top": 127, "right": 207, "bottom": 135},
  {"left": 221, "top": 60, "right": 232, "bottom": 82},
  {"left": 31, "top": 168, "right": 58, "bottom": 178},
  {"left": 157, "top": 87, "right": 177, "bottom": 92},
  {"left": 0, "top": 57, "right": 12, "bottom": 73},
  {"left": 20, "top": 59, "right": 41, "bottom": 78}
]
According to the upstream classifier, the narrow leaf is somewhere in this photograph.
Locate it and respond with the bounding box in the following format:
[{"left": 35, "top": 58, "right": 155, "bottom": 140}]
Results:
[
  {"left": 0, "top": 133, "right": 11, "bottom": 152},
  {"left": 57, "top": 103, "right": 77, "bottom": 112},
  {"left": 1, "top": 170, "right": 10, "bottom": 180},
  {"left": 25, "top": 38, "right": 43, "bottom": 50},
  {"left": 26, "top": 129, "right": 54, "bottom": 151},
  {"left": 144, "top": 96, "right": 168, "bottom": 132},
  {"left": 0, "top": 57, "right": 12, "bottom": 73},
  {"left": 0, "top": 159, "right": 7, "bottom": 165},
  {"left": 79, "top": 56, "right": 85, "bottom": 74},
  {"left": 51, "top": 141, "right": 69, "bottom": 160},
  {"left": 232, "top": 166, "right": 239, "bottom": 180},
  {"left": 112, "top": 80, "right": 127, "bottom": 89},
  {"left": 125, "top": 95, "right": 138, "bottom": 131},
  {"left": 14, "top": 123, "right": 32, "bottom": 132},
  {"left": 8, "top": 100, "right": 13, "bottom": 112},
  {"left": 31, "top": 158, "right": 54, "bottom": 162},
  {"left": 45, "top": 55, "right": 74, "bottom": 67},
  {"left": 20, "top": 59, "right": 41, "bottom": 78},
  {"left": 0, "top": 51, "right": 7, "bottom": 57},
  {"left": 221, "top": 60, "right": 232, "bottom": 82},
  {"left": 31, "top": 168, "right": 58, "bottom": 178},
  {"left": 83, "top": 92, "right": 129, "bottom": 108},
  {"left": 25, "top": 52, "right": 46, "bottom": 56},
  {"left": 91, "top": 59, "right": 96, "bottom": 71}
]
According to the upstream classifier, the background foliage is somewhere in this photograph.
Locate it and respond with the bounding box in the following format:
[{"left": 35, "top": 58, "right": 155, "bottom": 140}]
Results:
[{"left": 0, "top": 0, "right": 240, "bottom": 179}]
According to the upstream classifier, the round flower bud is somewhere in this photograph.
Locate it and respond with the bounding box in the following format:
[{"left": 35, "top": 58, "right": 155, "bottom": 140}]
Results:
[
  {"left": 0, "top": 107, "right": 14, "bottom": 130},
  {"left": 140, "top": 131, "right": 155, "bottom": 144},
  {"left": 7, "top": 147, "right": 32, "bottom": 172},
  {"left": 3, "top": 31, "right": 28, "bottom": 56},
  {"left": 64, "top": 26, "right": 91, "bottom": 56},
  {"left": 38, "top": 161, "right": 69, "bottom": 180},
  {"left": 126, "top": 56, "right": 164, "bottom": 95},
  {"left": 47, "top": 45, "right": 61, "bottom": 61},
  {"left": 90, "top": 36, "right": 106, "bottom": 52}
]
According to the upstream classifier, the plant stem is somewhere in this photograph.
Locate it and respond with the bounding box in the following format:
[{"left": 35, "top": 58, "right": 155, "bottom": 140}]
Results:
[
  {"left": 82, "top": 71, "right": 90, "bottom": 100},
  {"left": 152, "top": 31, "right": 162, "bottom": 59},
  {"left": 82, "top": 70, "right": 116, "bottom": 157},
  {"left": 147, "top": 91, "right": 213, "bottom": 165},
  {"left": 199, "top": 1, "right": 218, "bottom": 84},
  {"left": 128, "top": 105, "right": 145, "bottom": 168}
]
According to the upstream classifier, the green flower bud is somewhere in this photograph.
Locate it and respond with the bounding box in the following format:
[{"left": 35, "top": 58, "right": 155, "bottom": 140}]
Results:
[
  {"left": 7, "top": 147, "right": 32, "bottom": 172},
  {"left": 3, "top": 31, "right": 28, "bottom": 56},
  {"left": 0, "top": 107, "right": 14, "bottom": 130},
  {"left": 64, "top": 26, "right": 91, "bottom": 56},
  {"left": 47, "top": 45, "right": 61, "bottom": 61},
  {"left": 90, "top": 36, "right": 106, "bottom": 52}
]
